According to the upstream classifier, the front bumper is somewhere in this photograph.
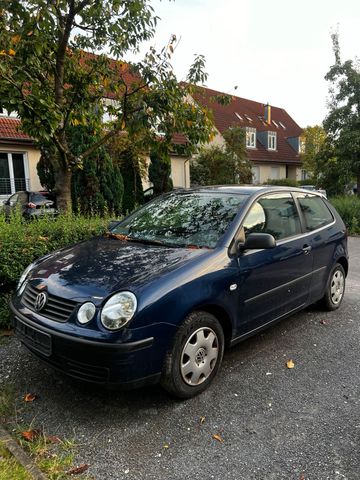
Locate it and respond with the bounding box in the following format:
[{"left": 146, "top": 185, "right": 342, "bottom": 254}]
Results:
[{"left": 10, "top": 300, "right": 162, "bottom": 388}]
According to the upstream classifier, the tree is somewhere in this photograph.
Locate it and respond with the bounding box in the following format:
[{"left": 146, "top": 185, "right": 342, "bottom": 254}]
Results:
[
  {"left": 118, "top": 147, "right": 144, "bottom": 213},
  {"left": 0, "top": 1, "right": 214, "bottom": 211},
  {"left": 149, "top": 148, "right": 173, "bottom": 196},
  {"left": 190, "top": 127, "right": 252, "bottom": 185},
  {"left": 301, "top": 125, "right": 327, "bottom": 179},
  {"left": 323, "top": 31, "right": 360, "bottom": 195}
]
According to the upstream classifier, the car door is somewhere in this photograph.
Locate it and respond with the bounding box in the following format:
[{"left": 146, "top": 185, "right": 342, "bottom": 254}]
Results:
[
  {"left": 4, "top": 192, "right": 19, "bottom": 216},
  {"left": 234, "top": 192, "right": 313, "bottom": 336},
  {"left": 294, "top": 192, "right": 340, "bottom": 303}
]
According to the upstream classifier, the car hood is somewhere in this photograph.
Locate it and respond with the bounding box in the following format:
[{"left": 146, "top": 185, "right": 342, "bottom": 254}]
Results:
[{"left": 30, "top": 236, "right": 209, "bottom": 301}]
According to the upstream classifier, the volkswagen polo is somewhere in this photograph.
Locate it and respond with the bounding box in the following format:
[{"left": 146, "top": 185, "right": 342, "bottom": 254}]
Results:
[{"left": 10, "top": 186, "right": 348, "bottom": 398}]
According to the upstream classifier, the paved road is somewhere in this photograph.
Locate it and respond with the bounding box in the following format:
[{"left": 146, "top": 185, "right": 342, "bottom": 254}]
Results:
[{"left": 1, "top": 238, "right": 360, "bottom": 480}]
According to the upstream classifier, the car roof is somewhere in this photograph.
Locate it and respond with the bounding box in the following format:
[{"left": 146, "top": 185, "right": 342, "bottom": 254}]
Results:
[{"left": 174, "top": 185, "right": 325, "bottom": 197}]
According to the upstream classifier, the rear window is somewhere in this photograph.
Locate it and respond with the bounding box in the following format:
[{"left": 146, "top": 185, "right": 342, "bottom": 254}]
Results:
[{"left": 297, "top": 194, "right": 333, "bottom": 231}]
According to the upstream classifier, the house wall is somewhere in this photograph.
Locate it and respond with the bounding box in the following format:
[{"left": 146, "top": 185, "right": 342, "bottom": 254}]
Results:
[{"left": 171, "top": 155, "right": 190, "bottom": 188}]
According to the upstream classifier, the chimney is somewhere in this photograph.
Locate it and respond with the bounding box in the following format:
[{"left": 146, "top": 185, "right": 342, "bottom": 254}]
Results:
[{"left": 264, "top": 103, "right": 271, "bottom": 125}]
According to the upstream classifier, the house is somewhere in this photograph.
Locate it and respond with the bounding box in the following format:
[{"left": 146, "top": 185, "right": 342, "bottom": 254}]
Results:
[
  {"left": 0, "top": 109, "right": 42, "bottom": 203},
  {"left": 190, "top": 86, "right": 305, "bottom": 184}
]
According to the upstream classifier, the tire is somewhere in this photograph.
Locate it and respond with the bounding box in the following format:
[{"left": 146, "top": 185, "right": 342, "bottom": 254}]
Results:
[
  {"left": 320, "top": 263, "right": 346, "bottom": 311},
  {"left": 160, "top": 311, "right": 225, "bottom": 399}
]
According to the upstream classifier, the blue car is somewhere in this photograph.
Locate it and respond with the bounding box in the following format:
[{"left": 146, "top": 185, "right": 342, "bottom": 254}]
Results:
[{"left": 10, "top": 186, "right": 348, "bottom": 398}]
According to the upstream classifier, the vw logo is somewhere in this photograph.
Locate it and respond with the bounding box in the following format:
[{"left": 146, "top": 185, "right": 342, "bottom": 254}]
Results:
[{"left": 34, "top": 292, "right": 47, "bottom": 312}]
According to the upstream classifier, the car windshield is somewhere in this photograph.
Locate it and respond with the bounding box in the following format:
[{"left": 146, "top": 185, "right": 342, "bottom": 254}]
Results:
[{"left": 111, "top": 192, "right": 248, "bottom": 248}]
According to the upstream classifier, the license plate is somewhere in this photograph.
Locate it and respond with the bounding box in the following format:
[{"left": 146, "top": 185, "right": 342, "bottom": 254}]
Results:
[{"left": 15, "top": 317, "right": 52, "bottom": 357}]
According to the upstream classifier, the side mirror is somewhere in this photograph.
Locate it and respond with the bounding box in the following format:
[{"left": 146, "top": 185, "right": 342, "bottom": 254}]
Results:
[
  {"left": 238, "top": 233, "right": 276, "bottom": 252},
  {"left": 108, "top": 220, "right": 120, "bottom": 231}
]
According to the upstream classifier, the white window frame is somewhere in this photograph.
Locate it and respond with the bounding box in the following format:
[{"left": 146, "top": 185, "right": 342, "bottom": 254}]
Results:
[
  {"left": 0, "top": 151, "right": 29, "bottom": 195},
  {"left": 268, "top": 131, "right": 277, "bottom": 151},
  {"left": 246, "top": 127, "right": 256, "bottom": 149}
]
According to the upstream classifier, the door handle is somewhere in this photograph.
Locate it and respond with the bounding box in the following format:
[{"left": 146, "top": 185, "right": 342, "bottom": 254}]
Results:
[{"left": 302, "top": 245, "right": 312, "bottom": 255}]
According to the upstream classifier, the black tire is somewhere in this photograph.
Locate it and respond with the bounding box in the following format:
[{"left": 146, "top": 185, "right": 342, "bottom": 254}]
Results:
[
  {"left": 320, "top": 263, "right": 346, "bottom": 311},
  {"left": 160, "top": 311, "right": 224, "bottom": 399}
]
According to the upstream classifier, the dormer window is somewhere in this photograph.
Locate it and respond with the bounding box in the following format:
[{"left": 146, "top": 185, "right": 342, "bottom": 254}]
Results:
[
  {"left": 246, "top": 127, "right": 256, "bottom": 148},
  {"left": 268, "top": 131, "right": 277, "bottom": 150}
]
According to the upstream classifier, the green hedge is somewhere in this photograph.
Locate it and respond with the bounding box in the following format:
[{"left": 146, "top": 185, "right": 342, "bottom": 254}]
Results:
[
  {"left": 330, "top": 196, "right": 360, "bottom": 234},
  {"left": 0, "top": 211, "right": 113, "bottom": 329}
]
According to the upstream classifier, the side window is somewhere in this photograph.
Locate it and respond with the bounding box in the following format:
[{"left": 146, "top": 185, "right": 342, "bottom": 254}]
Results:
[
  {"left": 243, "top": 193, "right": 302, "bottom": 241},
  {"left": 297, "top": 194, "right": 333, "bottom": 231}
]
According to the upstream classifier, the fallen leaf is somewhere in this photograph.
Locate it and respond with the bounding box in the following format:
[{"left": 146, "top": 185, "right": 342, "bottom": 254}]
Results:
[
  {"left": 299, "top": 474, "right": 305, "bottom": 480},
  {"left": 163, "top": 444, "right": 169, "bottom": 449},
  {"left": 8, "top": 48, "right": 16, "bottom": 56},
  {"left": 199, "top": 416, "right": 206, "bottom": 425},
  {"left": 66, "top": 464, "right": 89, "bottom": 475},
  {"left": 320, "top": 319, "right": 327, "bottom": 325},
  {"left": 38, "top": 236, "right": 49, "bottom": 242},
  {"left": 21, "top": 429, "right": 41, "bottom": 442},
  {"left": 24, "top": 393, "right": 37, "bottom": 402},
  {"left": 286, "top": 359, "right": 295, "bottom": 369},
  {"left": 0, "top": 330, "right": 13, "bottom": 337},
  {"left": 212, "top": 433, "right": 224, "bottom": 443},
  {"left": 47, "top": 435, "right": 61, "bottom": 444}
]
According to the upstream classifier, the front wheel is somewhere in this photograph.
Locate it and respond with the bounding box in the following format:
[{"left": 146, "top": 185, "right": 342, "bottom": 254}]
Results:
[
  {"left": 320, "top": 263, "right": 346, "bottom": 311},
  {"left": 160, "top": 311, "right": 224, "bottom": 399}
]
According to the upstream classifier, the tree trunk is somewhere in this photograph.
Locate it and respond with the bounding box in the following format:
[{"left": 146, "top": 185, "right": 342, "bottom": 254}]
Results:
[{"left": 54, "top": 167, "right": 72, "bottom": 213}]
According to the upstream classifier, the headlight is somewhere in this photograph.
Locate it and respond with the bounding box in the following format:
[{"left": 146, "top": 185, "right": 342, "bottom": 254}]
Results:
[
  {"left": 17, "top": 263, "right": 35, "bottom": 291},
  {"left": 101, "top": 292, "right": 137, "bottom": 330},
  {"left": 77, "top": 302, "right": 96, "bottom": 325}
]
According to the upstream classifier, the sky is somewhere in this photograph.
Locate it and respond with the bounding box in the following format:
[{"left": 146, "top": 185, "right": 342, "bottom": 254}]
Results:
[{"left": 128, "top": 0, "right": 360, "bottom": 128}]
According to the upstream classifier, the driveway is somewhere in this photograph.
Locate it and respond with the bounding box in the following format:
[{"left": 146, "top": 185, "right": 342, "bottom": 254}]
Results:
[{"left": 1, "top": 237, "right": 360, "bottom": 480}]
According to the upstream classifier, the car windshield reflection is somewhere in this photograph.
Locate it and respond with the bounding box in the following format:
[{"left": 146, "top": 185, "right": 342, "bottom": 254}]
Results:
[{"left": 111, "top": 192, "right": 248, "bottom": 248}]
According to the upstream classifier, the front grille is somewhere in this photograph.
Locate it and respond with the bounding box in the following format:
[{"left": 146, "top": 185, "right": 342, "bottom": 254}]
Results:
[{"left": 21, "top": 283, "right": 77, "bottom": 323}]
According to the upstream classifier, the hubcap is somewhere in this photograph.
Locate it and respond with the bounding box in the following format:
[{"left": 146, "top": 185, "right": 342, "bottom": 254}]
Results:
[
  {"left": 330, "top": 269, "right": 345, "bottom": 305},
  {"left": 180, "top": 327, "right": 219, "bottom": 386}
]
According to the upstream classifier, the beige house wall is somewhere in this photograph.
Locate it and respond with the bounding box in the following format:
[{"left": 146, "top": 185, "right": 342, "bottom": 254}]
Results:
[{"left": 170, "top": 156, "right": 190, "bottom": 188}]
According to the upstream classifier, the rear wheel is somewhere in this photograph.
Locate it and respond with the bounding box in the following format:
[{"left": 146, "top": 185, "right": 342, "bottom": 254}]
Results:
[
  {"left": 161, "top": 311, "right": 224, "bottom": 399},
  {"left": 320, "top": 263, "right": 346, "bottom": 311}
]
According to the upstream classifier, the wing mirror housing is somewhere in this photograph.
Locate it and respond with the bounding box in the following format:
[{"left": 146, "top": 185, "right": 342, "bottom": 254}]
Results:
[{"left": 237, "top": 233, "right": 276, "bottom": 253}]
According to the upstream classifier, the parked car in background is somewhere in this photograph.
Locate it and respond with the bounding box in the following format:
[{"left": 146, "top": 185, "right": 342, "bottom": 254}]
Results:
[
  {"left": 301, "top": 185, "right": 327, "bottom": 198},
  {"left": 10, "top": 186, "right": 348, "bottom": 398},
  {"left": 2, "top": 191, "right": 58, "bottom": 219}
]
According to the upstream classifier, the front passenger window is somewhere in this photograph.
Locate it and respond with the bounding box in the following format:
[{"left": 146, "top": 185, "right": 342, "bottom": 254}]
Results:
[{"left": 243, "top": 193, "right": 302, "bottom": 241}]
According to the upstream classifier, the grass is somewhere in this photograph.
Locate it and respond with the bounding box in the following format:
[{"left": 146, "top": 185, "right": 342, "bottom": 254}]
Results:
[
  {"left": 0, "top": 441, "right": 32, "bottom": 480},
  {"left": 0, "top": 386, "right": 91, "bottom": 479}
]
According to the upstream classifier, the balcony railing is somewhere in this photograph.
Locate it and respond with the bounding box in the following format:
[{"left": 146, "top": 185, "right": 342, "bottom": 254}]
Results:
[{"left": 0, "top": 177, "right": 29, "bottom": 195}]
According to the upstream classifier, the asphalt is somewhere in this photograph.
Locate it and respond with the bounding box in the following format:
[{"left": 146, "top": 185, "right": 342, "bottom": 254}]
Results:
[{"left": 1, "top": 237, "right": 360, "bottom": 480}]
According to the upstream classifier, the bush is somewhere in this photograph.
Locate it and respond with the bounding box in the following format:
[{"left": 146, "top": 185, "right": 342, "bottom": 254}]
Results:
[
  {"left": 0, "top": 211, "right": 113, "bottom": 329},
  {"left": 264, "top": 178, "right": 299, "bottom": 187},
  {"left": 330, "top": 196, "right": 360, "bottom": 234}
]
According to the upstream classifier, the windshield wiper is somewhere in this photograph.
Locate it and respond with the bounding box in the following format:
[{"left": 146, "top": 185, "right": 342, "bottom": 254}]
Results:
[{"left": 126, "top": 236, "right": 170, "bottom": 247}]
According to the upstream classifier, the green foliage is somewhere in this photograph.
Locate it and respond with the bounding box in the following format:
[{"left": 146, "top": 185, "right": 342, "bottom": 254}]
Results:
[
  {"left": 265, "top": 179, "right": 299, "bottom": 187},
  {"left": 323, "top": 32, "right": 360, "bottom": 194},
  {"left": 118, "top": 147, "right": 144, "bottom": 213},
  {"left": 191, "top": 127, "right": 252, "bottom": 186},
  {"left": 0, "top": 210, "right": 112, "bottom": 328},
  {"left": 301, "top": 125, "right": 327, "bottom": 178},
  {"left": 330, "top": 196, "right": 360, "bottom": 234},
  {"left": 70, "top": 127, "right": 124, "bottom": 216},
  {"left": 149, "top": 149, "right": 173, "bottom": 196},
  {"left": 0, "top": 1, "right": 215, "bottom": 211}
]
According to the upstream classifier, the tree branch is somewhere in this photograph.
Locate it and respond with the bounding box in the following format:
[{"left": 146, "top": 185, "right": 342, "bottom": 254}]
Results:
[{"left": 79, "top": 128, "right": 128, "bottom": 161}]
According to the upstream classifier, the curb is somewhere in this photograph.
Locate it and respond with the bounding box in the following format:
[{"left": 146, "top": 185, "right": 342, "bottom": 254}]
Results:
[{"left": 0, "top": 424, "right": 48, "bottom": 480}]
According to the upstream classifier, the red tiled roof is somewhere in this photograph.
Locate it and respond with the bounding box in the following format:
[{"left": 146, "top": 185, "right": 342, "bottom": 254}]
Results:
[
  {"left": 192, "top": 85, "right": 303, "bottom": 165},
  {"left": 0, "top": 117, "right": 33, "bottom": 142}
]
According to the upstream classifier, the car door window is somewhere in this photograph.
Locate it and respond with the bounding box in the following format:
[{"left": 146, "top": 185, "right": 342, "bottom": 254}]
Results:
[
  {"left": 243, "top": 193, "right": 302, "bottom": 241},
  {"left": 296, "top": 194, "right": 333, "bottom": 231}
]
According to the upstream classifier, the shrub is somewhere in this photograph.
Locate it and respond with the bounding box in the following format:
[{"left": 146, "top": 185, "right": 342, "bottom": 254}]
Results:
[
  {"left": 330, "top": 196, "right": 360, "bottom": 234},
  {"left": 0, "top": 211, "right": 113, "bottom": 329},
  {"left": 264, "top": 178, "right": 299, "bottom": 187}
]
